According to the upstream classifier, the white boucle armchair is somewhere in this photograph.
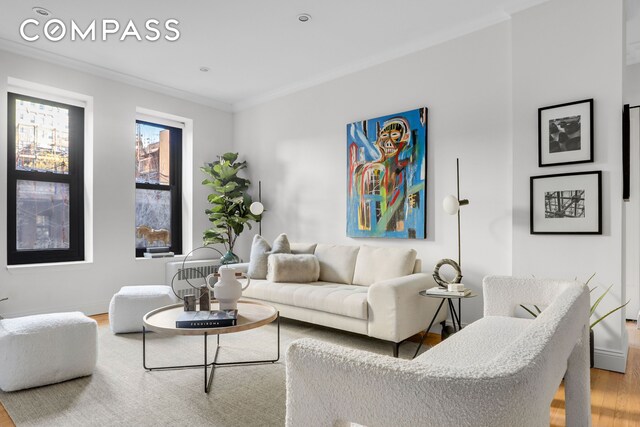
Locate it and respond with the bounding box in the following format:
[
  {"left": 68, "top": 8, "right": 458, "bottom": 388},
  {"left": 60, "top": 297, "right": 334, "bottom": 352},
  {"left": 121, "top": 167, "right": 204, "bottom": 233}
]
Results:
[{"left": 285, "top": 276, "right": 591, "bottom": 427}]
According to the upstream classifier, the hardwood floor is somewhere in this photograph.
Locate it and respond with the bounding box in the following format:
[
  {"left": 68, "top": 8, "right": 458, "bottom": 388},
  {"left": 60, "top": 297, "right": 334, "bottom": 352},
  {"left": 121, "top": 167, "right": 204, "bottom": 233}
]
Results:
[
  {"left": 0, "top": 317, "right": 638, "bottom": 426},
  {"left": 550, "top": 321, "right": 640, "bottom": 427}
]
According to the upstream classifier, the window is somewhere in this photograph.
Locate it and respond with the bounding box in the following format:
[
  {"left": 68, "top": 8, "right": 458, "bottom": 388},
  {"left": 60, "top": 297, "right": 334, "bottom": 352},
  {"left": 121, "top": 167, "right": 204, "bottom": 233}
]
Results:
[
  {"left": 135, "top": 120, "right": 182, "bottom": 257},
  {"left": 7, "top": 92, "right": 84, "bottom": 265}
]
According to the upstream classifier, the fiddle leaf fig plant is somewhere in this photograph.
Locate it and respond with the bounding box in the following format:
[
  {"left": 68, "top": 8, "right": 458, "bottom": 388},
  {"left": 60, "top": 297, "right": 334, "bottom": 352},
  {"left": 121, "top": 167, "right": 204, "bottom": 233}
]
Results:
[{"left": 200, "top": 153, "right": 259, "bottom": 262}]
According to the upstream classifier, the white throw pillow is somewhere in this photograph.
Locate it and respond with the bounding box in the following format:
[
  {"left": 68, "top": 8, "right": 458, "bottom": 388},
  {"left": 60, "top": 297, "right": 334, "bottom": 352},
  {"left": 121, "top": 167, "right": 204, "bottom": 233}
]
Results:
[
  {"left": 314, "top": 244, "right": 360, "bottom": 284},
  {"left": 352, "top": 245, "right": 417, "bottom": 286},
  {"left": 290, "top": 242, "right": 317, "bottom": 255},
  {"left": 247, "top": 234, "right": 291, "bottom": 279},
  {"left": 267, "top": 254, "right": 320, "bottom": 283}
]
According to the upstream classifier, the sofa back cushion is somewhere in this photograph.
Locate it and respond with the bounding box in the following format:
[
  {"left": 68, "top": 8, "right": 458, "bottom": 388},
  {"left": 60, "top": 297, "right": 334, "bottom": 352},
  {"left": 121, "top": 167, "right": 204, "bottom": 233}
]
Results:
[
  {"left": 248, "top": 234, "right": 291, "bottom": 279},
  {"left": 413, "top": 258, "right": 422, "bottom": 274},
  {"left": 290, "top": 242, "right": 317, "bottom": 255},
  {"left": 314, "top": 244, "right": 360, "bottom": 285},
  {"left": 352, "top": 246, "right": 417, "bottom": 286}
]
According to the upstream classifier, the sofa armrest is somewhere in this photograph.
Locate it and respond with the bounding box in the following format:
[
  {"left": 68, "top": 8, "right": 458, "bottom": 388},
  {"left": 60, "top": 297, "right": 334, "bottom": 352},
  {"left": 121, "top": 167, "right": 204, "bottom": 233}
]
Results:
[
  {"left": 231, "top": 262, "right": 250, "bottom": 273},
  {"left": 285, "top": 338, "right": 442, "bottom": 426},
  {"left": 367, "top": 273, "right": 447, "bottom": 342},
  {"left": 483, "top": 275, "right": 580, "bottom": 317},
  {"left": 286, "top": 338, "right": 526, "bottom": 427}
]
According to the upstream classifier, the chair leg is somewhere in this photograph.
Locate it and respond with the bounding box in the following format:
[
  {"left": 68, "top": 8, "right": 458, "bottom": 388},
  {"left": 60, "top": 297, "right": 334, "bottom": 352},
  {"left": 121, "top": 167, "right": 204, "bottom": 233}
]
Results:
[{"left": 564, "top": 326, "right": 592, "bottom": 427}]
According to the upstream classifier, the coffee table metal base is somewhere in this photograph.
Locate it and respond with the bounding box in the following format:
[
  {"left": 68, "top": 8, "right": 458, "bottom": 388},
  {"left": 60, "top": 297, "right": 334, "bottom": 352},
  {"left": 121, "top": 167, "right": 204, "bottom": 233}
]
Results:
[{"left": 142, "top": 314, "right": 280, "bottom": 393}]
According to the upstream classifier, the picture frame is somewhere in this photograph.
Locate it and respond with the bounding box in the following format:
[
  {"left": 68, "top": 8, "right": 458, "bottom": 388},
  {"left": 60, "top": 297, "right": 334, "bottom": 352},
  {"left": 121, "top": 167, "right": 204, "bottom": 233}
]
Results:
[
  {"left": 623, "top": 104, "right": 630, "bottom": 200},
  {"left": 530, "top": 171, "right": 602, "bottom": 235},
  {"left": 538, "top": 99, "right": 593, "bottom": 167}
]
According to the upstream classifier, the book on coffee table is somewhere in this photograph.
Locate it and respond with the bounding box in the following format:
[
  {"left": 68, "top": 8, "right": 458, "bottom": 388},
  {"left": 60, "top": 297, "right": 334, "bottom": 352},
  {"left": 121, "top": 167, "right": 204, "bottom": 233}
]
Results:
[{"left": 176, "top": 309, "right": 238, "bottom": 328}]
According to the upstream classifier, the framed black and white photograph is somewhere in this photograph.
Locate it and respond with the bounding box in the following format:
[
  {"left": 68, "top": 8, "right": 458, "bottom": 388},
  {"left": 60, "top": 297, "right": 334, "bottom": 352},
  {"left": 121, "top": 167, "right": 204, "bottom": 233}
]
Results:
[
  {"left": 538, "top": 99, "right": 593, "bottom": 167},
  {"left": 530, "top": 171, "right": 601, "bottom": 234}
]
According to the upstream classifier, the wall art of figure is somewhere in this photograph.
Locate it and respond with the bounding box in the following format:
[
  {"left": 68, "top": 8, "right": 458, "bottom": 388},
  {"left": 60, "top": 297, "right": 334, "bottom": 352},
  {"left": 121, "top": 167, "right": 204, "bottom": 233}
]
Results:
[{"left": 347, "top": 107, "right": 427, "bottom": 239}]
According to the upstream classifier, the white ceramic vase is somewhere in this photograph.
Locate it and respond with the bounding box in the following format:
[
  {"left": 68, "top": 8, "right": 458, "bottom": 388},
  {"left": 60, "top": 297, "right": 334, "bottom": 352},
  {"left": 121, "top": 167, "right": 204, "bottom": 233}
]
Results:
[{"left": 206, "top": 266, "right": 250, "bottom": 310}]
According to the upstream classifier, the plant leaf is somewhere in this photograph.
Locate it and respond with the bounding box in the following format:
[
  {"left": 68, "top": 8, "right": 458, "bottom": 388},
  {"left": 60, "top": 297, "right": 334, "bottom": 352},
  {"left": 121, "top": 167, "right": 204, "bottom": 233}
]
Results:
[
  {"left": 520, "top": 304, "right": 538, "bottom": 318},
  {"left": 591, "top": 300, "right": 630, "bottom": 329},
  {"left": 584, "top": 272, "right": 596, "bottom": 287},
  {"left": 590, "top": 284, "right": 614, "bottom": 316}
]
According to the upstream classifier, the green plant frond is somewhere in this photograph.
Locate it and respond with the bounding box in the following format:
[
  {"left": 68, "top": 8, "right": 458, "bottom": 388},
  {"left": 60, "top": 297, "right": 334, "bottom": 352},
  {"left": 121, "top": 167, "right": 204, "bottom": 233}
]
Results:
[
  {"left": 229, "top": 196, "right": 245, "bottom": 205},
  {"left": 220, "top": 152, "right": 239, "bottom": 163},
  {"left": 534, "top": 305, "right": 542, "bottom": 314},
  {"left": 590, "top": 284, "right": 614, "bottom": 316},
  {"left": 221, "top": 181, "right": 239, "bottom": 193},
  {"left": 520, "top": 304, "right": 538, "bottom": 318},
  {"left": 590, "top": 300, "right": 630, "bottom": 329},
  {"left": 584, "top": 273, "right": 596, "bottom": 287}
]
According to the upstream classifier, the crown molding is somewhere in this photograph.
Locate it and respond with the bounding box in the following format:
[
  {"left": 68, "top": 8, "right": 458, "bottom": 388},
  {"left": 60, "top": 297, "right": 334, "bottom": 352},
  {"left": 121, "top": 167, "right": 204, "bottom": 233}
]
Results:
[
  {"left": 502, "top": 0, "right": 552, "bottom": 15},
  {"left": 232, "top": 11, "right": 513, "bottom": 112},
  {"left": 0, "top": 0, "right": 553, "bottom": 115},
  {"left": 232, "top": 0, "right": 554, "bottom": 112},
  {"left": 0, "top": 37, "right": 233, "bottom": 112}
]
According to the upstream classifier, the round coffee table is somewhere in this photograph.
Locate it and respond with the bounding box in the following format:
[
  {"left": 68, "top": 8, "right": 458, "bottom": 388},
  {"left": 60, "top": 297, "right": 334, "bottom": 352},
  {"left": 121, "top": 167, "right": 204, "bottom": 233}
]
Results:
[{"left": 143, "top": 299, "right": 280, "bottom": 393}]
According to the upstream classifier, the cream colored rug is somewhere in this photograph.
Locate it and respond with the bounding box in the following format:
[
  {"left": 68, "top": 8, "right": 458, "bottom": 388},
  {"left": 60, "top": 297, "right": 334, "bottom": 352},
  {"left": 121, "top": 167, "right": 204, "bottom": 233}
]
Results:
[{"left": 0, "top": 319, "right": 421, "bottom": 426}]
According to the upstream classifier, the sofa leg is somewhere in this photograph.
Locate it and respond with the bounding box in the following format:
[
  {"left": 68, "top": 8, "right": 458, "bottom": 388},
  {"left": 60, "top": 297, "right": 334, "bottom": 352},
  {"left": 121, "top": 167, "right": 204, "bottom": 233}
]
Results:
[{"left": 392, "top": 342, "right": 400, "bottom": 358}]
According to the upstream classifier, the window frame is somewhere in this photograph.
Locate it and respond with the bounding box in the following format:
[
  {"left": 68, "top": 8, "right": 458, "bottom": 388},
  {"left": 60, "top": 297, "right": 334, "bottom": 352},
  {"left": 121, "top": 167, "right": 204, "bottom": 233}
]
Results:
[
  {"left": 7, "top": 92, "right": 85, "bottom": 265},
  {"left": 135, "top": 119, "right": 182, "bottom": 257}
]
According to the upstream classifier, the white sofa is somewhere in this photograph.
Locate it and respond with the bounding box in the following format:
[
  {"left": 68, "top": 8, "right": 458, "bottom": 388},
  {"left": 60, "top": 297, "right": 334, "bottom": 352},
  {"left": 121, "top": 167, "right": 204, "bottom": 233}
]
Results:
[
  {"left": 237, "top": 243, "right": 447, "bottom": 356},
  {"left": 286, "top": 276, "right": 591, "bottom": 427}
]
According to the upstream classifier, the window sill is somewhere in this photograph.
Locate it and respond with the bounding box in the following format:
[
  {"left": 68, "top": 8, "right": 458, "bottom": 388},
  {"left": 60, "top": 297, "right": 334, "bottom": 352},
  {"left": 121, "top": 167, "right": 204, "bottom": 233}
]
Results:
[
  {"left": 6, "top": 260, "right": 93, "bottom": 274},
  {"left": 135, "top": 255, "right": 186, "bottom": 261}
]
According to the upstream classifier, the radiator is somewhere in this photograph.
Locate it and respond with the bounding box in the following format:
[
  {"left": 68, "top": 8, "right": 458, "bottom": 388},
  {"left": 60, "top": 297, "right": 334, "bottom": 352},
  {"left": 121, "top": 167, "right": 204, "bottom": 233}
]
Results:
[{"left": 165, "top": 259, "right": 221, "bottom": 299}]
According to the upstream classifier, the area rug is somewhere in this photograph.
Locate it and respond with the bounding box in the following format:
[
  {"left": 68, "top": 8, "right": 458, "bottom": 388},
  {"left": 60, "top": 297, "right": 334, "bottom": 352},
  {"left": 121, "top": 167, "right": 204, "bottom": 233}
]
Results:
[{"left": 0, "top": 319, "right": 423, "bottom": 426}]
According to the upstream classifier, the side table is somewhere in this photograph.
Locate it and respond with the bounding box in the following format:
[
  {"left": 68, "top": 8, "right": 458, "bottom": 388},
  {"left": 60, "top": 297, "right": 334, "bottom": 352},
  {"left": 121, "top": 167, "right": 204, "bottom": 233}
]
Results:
[{"left": 412, "top": 290, "right": 477, "bottom": 359}]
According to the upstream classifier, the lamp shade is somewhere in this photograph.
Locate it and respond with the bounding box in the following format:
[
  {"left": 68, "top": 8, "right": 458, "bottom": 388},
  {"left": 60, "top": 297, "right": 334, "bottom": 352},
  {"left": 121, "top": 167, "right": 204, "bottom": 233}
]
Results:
[
  {"left": 443, "top": 195, "right": 460, "bottom": 215},
  {"left": 250, "top": 201, "right": 264, "bottom": 215}
]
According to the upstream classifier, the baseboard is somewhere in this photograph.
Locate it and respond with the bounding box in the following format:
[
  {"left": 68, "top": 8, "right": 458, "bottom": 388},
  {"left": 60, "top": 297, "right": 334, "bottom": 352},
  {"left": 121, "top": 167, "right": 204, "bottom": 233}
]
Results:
[
  {"left": 2, "top": 300, "right": 108, "bottom": 319},
  {"left": 444, "top": 320, "right": 470, "bottom": 329},
  {"left": 594, "top": 347, "right": 628, "bottom": 373}
]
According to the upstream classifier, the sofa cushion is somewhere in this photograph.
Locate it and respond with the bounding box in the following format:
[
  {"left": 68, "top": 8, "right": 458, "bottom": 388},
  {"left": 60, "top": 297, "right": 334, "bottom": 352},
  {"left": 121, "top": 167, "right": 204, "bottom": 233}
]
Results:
[
  {"left": 352, "top": 246, "right": 417, "bottom": 286},
  {"left": 414, "top": 316, "right": 533, "bottom": 367},
  {"left": 267, "top": 254, "right": 320, "bottom": 283},
  {"left": 248, "top": 234, "right": 291, "bottom": 279},
  {"left": 290, "top": 242, "right": 317, "bottom": 255},
  {"left": 314, "top": 244, "right": 359, "bottom": 285},
  {"left": 243, "top": 280, "right": 368, "bottom": 320}
]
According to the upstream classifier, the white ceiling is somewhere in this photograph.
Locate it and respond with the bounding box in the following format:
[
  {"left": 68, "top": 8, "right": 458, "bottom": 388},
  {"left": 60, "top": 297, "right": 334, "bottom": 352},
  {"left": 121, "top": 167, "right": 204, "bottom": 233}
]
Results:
[{"left": 4, "top": 0, "right": 615, "bottom": 112}]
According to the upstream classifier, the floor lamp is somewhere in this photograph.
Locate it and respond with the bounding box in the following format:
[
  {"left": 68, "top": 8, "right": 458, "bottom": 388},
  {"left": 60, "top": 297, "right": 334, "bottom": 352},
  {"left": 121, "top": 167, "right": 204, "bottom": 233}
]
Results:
[
  {"left": 442, "top": 158, "right": 469, "bottom": 268},
  {"left": 250, "top": 180, "right": 265, "bottom": 235}
]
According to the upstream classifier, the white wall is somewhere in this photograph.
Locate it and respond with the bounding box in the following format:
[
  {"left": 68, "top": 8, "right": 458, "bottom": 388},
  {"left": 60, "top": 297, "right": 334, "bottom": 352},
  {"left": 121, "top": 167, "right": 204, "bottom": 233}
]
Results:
[
  {"left": 233, "top": 23, "right": 514, "bottom": 326},
  {"left": 0, "top": 50, "right": 233, "bottom": 317},
  {"left": 624, "top": 63, "right": 640, "bottom": 105},
  {"left": 511, "top": 0, "right": 626, "bottom": 371}
]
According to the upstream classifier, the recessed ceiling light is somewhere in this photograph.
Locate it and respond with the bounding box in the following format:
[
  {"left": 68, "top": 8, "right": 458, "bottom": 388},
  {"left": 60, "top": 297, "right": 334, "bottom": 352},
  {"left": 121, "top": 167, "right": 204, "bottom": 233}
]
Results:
[
  {"left": 199, "top": 67, "right": 210, "bottom": 72},
  {"left": 297, "top": 13, "right": 312, "bottom": 23},
  {"left": 32, "top": 7, "right": 51, "bottom": 17}
]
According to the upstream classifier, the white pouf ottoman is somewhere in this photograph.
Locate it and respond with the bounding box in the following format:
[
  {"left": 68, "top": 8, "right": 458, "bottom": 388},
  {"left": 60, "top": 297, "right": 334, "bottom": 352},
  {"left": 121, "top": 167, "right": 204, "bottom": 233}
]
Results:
[
  {"left": 0, "top": 312, "right": 97, "bottom": 392},
  {"left": 109, "top": 285, "right": 177, "bottom": 333}
]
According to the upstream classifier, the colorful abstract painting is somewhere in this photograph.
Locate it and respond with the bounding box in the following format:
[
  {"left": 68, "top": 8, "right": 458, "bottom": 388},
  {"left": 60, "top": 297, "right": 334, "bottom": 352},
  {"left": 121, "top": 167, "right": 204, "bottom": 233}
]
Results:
[{"left": 347, "top": 107, "right": 427, "bottom": 239}]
